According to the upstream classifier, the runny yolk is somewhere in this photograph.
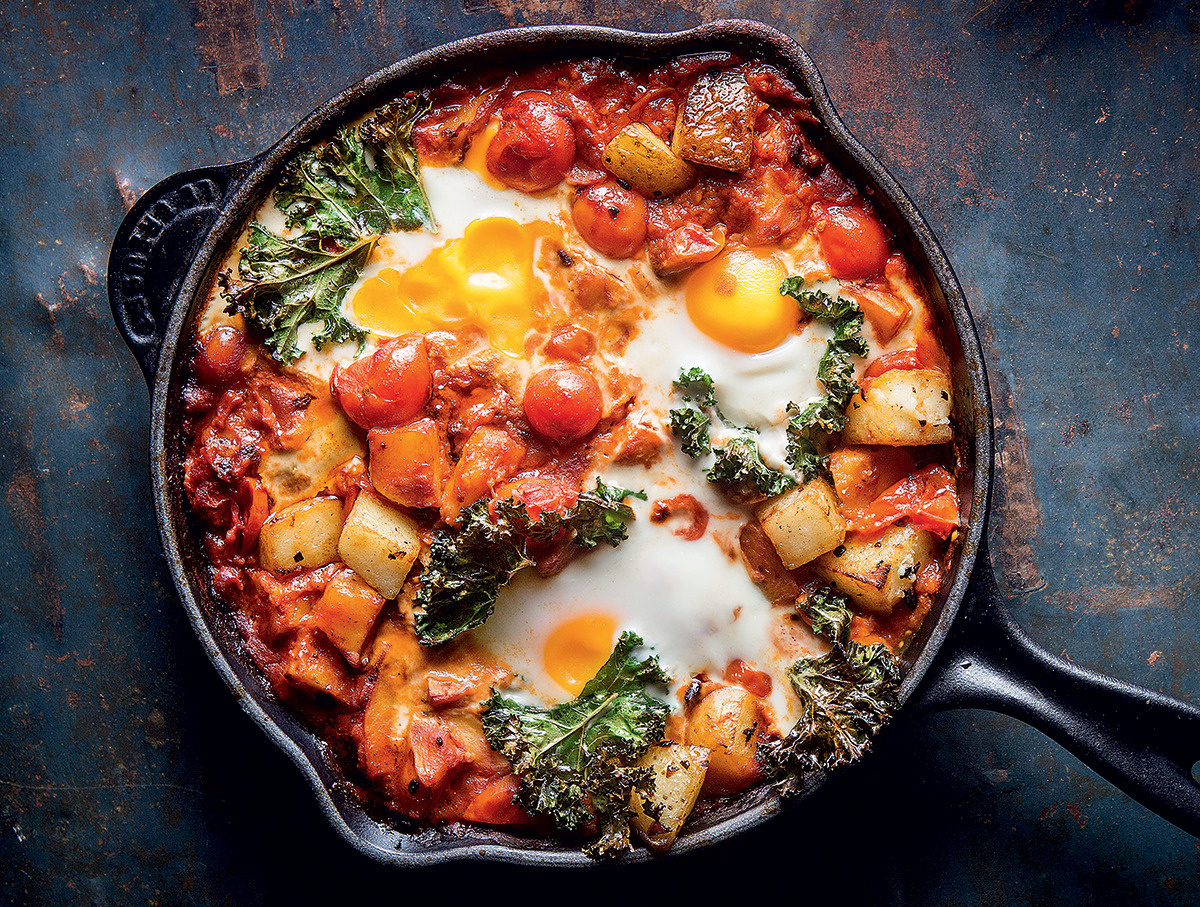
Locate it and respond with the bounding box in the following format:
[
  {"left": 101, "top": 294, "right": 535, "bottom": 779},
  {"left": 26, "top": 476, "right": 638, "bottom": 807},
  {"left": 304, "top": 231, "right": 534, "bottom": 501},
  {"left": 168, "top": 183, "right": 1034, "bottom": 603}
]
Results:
[
  {"left": 543, "top": 613, "right": 618, "bottom": 695},
  {"left": 350, "top": 217, "right": 556, "bottom": 357},
  {"left": 461, "top": 119, "right": 507, "bottom": 190},
  {"left": 684, "top": 249, "right": 797, "bottom": 353}
]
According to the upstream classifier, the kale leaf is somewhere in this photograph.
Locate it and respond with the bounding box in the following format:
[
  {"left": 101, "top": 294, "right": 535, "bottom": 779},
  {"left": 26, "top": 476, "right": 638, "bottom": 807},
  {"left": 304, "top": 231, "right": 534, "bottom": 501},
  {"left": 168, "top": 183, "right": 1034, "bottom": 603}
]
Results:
[
  {"left": 763, "top": 642, "right": 900, "bottom": 794},
  {"left": 780, "top": 276, "right": 870, "bottom": 475},
  {"left": 414, "top": 481, "right": 644, "bottom": 645},
  {"left": 669, "top": 367, "right": 795, "bottom": 499},
  {"left": 413, "top": 498, "right": 532, "bottom": 646},
  {"left": 762, "top": 581, "right": 901, "bottom": 794},
  {"left": 481, "top": 631, "right": 671, "bottom": 857},
  {"left": 707, "top": 435, "right": 796, "bottom": 499},
  {"left": 223, "top": 94, "right": 433, "bottom": 364}
]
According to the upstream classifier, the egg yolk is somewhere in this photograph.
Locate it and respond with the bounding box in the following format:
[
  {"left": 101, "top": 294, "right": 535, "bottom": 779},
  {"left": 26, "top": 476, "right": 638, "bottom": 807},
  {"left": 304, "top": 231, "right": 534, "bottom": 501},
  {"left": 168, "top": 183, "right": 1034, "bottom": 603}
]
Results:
[
  {"left": 351, "top": 217, "right": 555, "bottom": 357},
  {"left": 461, "top": 119, "right": 507, "bottom": 190},
  {"left": 543, "top": 613, "right": 618, "bottom": 695},
  {"left": 685, "top": 249, "right": 796, "bottom": 353}
]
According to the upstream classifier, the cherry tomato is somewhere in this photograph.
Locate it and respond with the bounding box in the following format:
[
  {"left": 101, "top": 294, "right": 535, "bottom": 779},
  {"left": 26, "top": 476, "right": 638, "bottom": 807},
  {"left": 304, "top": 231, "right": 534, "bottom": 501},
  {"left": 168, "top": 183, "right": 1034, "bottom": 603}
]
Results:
[
  {"left": 723, "top": 659, "right": 773, "bottom": 698},
  {"left": 493, "top": 475, "right": 580, "bottom": 521},
  {"left": 522, "top": 363, "right": 603, "bottom": 444},
  {"left": 486, "top": 92, "right": 576, "bottom": 193},
  {"left": 571, "top": 180, "right": 648, "bottom": 259},
  {"left": 862, "top": 348, "right": 924, "bottom": 383},
  {"left": 194, "top": 324, "right": 247, "bottom": 386},
  {"left": 331, "top": 334, "right": 431, "bottom": 430},
  {"left": 817, "top": 205, "right": 890, "bottom": 280}
]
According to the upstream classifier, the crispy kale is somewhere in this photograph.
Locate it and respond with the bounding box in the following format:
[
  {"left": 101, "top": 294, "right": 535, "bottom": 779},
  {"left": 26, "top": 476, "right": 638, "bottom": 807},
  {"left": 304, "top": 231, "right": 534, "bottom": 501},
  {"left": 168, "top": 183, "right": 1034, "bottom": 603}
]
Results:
[
  {"left": 669, "top": 367, "right": 795, "bottom": 499},
  {"left": 481, "top": 631, "right": 671, "bottom": 858},
  {"left": 762, "top": 582, "right": 901, "bottom": 794},
  {"left": 413, "top": 498, "right": 531, "bottom": 646},
  {"left": 707, "top": 435, "right": 795, "bottom": 499},
  {"left": 413, "top": 481, "right": 644, "bottom": 645},
  {"left": 780, "top": 276, "right": 870, "bottom": 477},
  {"left": 222, "top": 94, "right": 433, "bottom": 364}
]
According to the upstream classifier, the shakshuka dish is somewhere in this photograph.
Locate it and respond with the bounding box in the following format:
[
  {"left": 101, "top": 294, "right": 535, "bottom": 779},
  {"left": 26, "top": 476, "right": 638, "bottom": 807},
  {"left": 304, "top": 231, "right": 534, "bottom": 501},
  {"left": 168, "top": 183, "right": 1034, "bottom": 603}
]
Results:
[{"left": 182, "top": 52, "right": 963, "bottom": 856}]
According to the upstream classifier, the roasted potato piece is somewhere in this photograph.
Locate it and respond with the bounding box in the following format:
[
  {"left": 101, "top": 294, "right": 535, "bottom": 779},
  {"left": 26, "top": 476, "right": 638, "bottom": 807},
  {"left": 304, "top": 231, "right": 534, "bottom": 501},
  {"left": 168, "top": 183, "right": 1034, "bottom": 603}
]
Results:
[
  {"left": 631, "top": 743, "right": 709, "bottom": 851},
  {"left": 258, "top": 495, "right": 344, "bottom": 573},
  {"left": 311, "top": 569, "right": 387, "bottom": 666},
  {"left": 812, "top": 523, "right": 938, "bottom": 614},
  {"left": 843, "top": 369, "right": 953, "bottom": 446},
  {"left": 671, "top": 71, "right": 757, "bottom": 173},
  {"left": 337, "top": 491, "right": 421, "bottom": 600},
  {"left": 368, "top": 418, "right": 449, "bottom": 510},
  {"left": 847, "top": 287, "right": 913, "bottom": 345},
  {"left": 258, "top": 405, "right": 365, "bottom": 510},
  {"left": 755, "top": 478, "right": 846, "bottom": 569},
  {"left": 685, "top": 686, "right": 760, "bottom": 793},
  {"left": 603, "top": 124, "right": 697, "bottom": 197},
  {"left": 281, "top": 630, "right": 356, "bottom": 704}
]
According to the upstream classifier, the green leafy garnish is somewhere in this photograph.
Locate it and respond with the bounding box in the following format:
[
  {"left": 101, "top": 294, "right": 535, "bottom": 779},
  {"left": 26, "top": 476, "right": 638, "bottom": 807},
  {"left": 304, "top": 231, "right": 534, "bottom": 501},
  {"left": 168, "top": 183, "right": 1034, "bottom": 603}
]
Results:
[
  {"left": 763, "top": 582, "right": 901, "bottom": 794},
  {"left": 707, "top": 435, "right": 795, "bottom": 499},
  {"left": 222, "top": 94, "right": 433, "bottom": 364},
  {"left": 804, "top": 585, "right": 853, "bottom": 647},
  {"left": 481, "top": 631, "right": 671, "bottom": 858},
  {"left": 413, "top": 481, "right": 644, "bottom": 645},
  {"left": 668, "top": 367, "right": 796, "bottom": 499},
  {"left": 779, "top": 276, "right": 870, "bottom": 477}
]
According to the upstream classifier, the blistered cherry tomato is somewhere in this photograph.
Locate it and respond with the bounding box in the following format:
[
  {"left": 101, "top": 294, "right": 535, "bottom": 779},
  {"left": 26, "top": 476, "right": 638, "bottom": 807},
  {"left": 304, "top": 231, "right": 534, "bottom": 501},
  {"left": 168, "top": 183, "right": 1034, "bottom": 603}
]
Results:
[
  {"left": 571, "top": 180, "right": 648, "bottom": 259},
  {"left": 522, "top": 363, "right": 603, "bottom": 444},
  {"left": 543, "top": 324, "right": 596, "bottom": 361},
  {"left": 194, "top": 324, "right": 247, "bottom": 386},
  {"left": 818, "top": 205, "right": 890, "bottom": 280},
  {"left": 331, "top": 334, "right": 431, "bottom": 429},
  {"left": 486, "top": 92, "right": 576, "bottom": 193}
]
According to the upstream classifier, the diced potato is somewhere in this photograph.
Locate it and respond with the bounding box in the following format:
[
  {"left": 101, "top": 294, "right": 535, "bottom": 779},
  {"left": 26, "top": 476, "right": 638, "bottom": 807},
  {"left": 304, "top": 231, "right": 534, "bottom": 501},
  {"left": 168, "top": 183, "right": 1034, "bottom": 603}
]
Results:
[
  {"left": 259, "top": 405, "right": 365, "bottom": 509},
  {"left": 671, "top": 71, "right": 757, "bottom": 173},
  {"left": 842, "top": 369, "right": 953, "bottom": 446},
  {"left": 369, "top": 418, "right": 449, "bottom": 510},
  {"left": 603, "top": 124, "right": 697, "bottom": 198},
  {"left": 812, "top": 523, "right": 938, "bottom": 614},
  {"left": 685, "top": 686, "right": 760, "bottom": 793},
  {"left": 282, "top": 631, "right": 356, "bottom": 704},
  {"left": 848, "top": 287, "right": 913, "bottom": 345},
  {"left": 440, "top": 426, "right": 525, "bottom": 524},
  {"left": 755, "top": 478, "right": 846, "bottom": 569},
  {"left": 631, "top": 743, "right": 709, "bottom": 851},
  {"left": 311, "top": 569, "right": 387, "bottom": 666},
  {"left": 337, "top": 492, "right": 421, "bottom": 600},
  {"left": 258, "top": 495, "right": 344, "bottom": 573}
]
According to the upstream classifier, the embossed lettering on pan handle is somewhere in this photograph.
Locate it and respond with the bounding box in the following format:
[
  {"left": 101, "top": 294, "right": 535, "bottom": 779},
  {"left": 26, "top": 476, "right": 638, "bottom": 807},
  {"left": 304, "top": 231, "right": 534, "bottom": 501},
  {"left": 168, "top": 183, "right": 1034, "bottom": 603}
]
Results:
[
  {"left": 108, "top": 162, "right": 254, "bottom": 385},
  {"left": 910, "top": 542, "right": 1200, "bottom": 838}
]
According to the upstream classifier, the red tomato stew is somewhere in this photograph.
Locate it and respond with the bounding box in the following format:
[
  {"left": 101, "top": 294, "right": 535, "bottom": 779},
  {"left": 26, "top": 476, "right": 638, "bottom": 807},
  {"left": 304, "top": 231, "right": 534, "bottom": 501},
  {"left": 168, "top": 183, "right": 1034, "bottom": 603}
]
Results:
[{"left": 182, "top": 53, "right": 964, "bottom": 856}]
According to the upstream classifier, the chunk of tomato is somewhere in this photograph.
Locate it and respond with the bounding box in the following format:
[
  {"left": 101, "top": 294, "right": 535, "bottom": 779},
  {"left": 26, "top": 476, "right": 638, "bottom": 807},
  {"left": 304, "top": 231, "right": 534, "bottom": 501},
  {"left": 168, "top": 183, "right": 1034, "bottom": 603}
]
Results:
[
  {"left": 842, "top": 463, "right": 960, "bottom": 539},
  {"left": 493, "top": 475, "right": 580, "bottom": 521},
  {"left": 816, "top": 204, "right": 890, "bottom": 280},
  {"left": 330, "top": 334, "right": 431, "bottom": 430},
  {"left": 486, "top": 92, "right": 576, "bottom": 193},
  {"left": 522, "top": 363, "right": 603, "bottom": 444}
]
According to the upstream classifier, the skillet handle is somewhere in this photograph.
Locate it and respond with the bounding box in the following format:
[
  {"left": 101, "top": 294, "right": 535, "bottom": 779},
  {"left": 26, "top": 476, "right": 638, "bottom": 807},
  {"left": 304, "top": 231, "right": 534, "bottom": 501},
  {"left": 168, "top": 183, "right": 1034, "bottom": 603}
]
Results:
[
  {"left": 108, "top": 161, "right": 254, "bottom": 386},
  {"left": 909, "top": 549, "right": 1200, "bottom": 837}
]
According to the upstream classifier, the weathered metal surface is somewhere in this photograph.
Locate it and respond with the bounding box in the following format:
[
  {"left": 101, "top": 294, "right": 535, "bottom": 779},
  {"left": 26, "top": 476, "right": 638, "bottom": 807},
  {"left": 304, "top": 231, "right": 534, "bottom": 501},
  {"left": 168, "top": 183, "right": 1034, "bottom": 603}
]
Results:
[{"left": 1, "top": 0, "right": 1197, "bottom": 902}]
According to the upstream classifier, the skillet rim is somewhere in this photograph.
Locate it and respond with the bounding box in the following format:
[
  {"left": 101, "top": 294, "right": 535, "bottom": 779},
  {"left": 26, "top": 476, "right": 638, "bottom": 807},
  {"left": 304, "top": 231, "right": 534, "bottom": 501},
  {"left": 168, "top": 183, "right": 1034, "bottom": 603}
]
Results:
[{"left": 147, "top": 18, "right": 993, "bottom": 867}]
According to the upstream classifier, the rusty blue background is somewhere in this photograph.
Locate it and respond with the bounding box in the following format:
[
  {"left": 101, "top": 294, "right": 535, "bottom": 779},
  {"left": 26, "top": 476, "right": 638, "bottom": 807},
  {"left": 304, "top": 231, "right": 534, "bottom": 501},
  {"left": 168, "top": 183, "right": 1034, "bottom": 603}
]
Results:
[{"left": 2, "top": 0, "right": 1198, "bottom": 902}]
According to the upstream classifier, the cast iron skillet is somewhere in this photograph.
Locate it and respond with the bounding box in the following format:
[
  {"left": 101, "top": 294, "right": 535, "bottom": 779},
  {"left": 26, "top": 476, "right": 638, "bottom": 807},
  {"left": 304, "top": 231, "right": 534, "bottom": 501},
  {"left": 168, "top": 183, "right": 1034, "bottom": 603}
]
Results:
[{"left": 107, "top": 20, "right": 1200, "bottom": 865}]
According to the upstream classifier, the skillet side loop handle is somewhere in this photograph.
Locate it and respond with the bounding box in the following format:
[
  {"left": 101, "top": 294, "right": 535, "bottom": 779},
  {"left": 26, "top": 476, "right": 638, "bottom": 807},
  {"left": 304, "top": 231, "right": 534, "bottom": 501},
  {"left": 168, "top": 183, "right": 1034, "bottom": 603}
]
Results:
[
  {"left": 108, "top": 162, "right": 252, "bottom": 386},
  {"left": 910, "top": 555, "right": 1200, "bottom": 838}
]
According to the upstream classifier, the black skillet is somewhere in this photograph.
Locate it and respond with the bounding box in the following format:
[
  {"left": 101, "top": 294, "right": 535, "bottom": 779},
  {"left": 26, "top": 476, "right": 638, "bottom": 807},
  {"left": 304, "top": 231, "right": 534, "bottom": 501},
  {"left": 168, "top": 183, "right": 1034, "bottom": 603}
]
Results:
[{"left": 106, "top": 20, "right": 1200, "bottom": 865}]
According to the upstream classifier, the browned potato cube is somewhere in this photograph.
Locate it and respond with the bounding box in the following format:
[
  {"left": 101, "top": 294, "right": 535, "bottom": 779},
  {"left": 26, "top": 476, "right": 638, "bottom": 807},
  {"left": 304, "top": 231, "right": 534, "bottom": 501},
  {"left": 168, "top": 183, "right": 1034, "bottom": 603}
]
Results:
[
  {"left": 258, "top": 495, "right": 344, "bottom": 573},
  {"left": 842, "top": 369, "right": 953, "bottom": 446},
  {"left": 282, "top": 631, "right": 356, "bottom": 704},
  {"left": 258, "top": 407, "right": 365, "bottom": 509},
  {"left": 311, "top": 570, "right": 387, "bottom": 666},
  {"left": 337, "top": 492, "right": 421, "bottom": 600},
  {"left": 812, "top": 523, "right": 938, "bottom": 614},
  {"left": 755, "top": 478, "right": 846, "bottom": 569},
  {"left": 685, "top": 686, "right": 760, "bottom": 793},
  {"left": 671, "top": 71, "right": 757, "bottom": 172},
  {"left": 603, "top": 124, "right": 697, "bottom": 197},
  {"left": 631, "top": 743, "right": 709, "bottom": 851}
]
